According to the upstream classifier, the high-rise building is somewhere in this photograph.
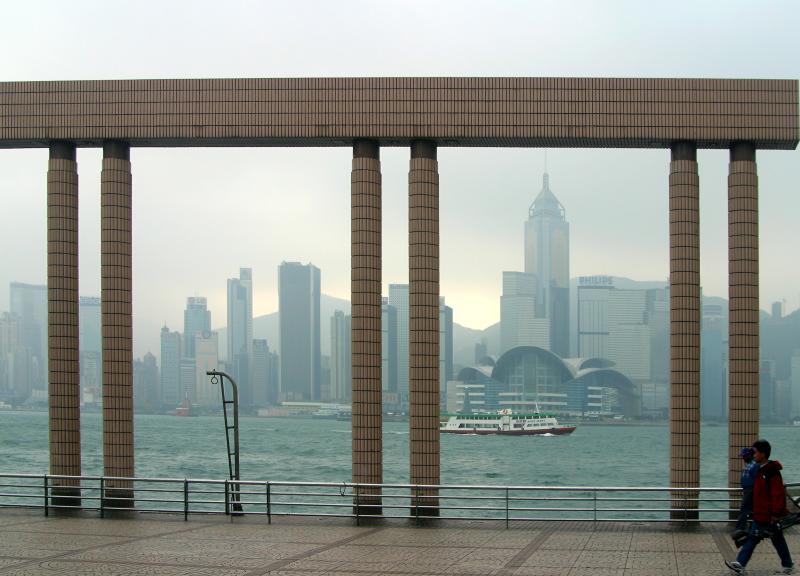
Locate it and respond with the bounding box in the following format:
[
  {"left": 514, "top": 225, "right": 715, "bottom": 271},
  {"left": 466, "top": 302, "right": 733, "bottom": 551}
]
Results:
[
  {"left": 576, "top": 276, "right": 669, "bottom": 415},
  {"left": 179, "top": 358, "right": 196, "bottom": 405},
  {"left": 227, "top": 268, "right": 253, "bottom": 405},
  {"left": 278, "top": 262, "right": 321, "bottom": 401},
  {"left": 79, "top": 297, "right": 102, "bottom": 354},
  {"left": 388, "top": 284, "right": 409, "bottom": 401},
  {"left": 791, "top": 350, "right": 800, "bottom": 419},
  {"left": 194, "top": 331, "right": 219, "bottom": 407},
  {"left": 252, "top": 339, "right": 279, "bottom": 406},
  {"left": 80, "top": 351, "right": 101, "bottom": 406},
  {"left": 760, "top": 360, "right": 778, "bottom": 422},
  {"left": 440, "top": 298, "right": 453, "bottom": 397},
  {"left": 133, "top": 353, "right": 159, "bottom": 411},
  {"left": 701, "top": 304, "right": 726, "bottom": 420},
  {"left": 9, "top": 282, "right": 47, "bottom": 391},
  {"left": 524, "top": 173, "right": 570, "bottom": 357},
  {"left": 184, "top": 297, "right": 211, "bottom": 358},
  {"left": 0, "top": 311, "right": 28, "bottom": 401},
  {"left": 772, "top": 301, "right": 783, "bottom": 320},
  {"left": 330, "top": 311, "right": 351, "bottom": 402},
  {"left": 381, "top": 298, "right": 398, "bottom": 394},
  {"left": 79, "top": 297, "right": 102, "bottom": 402},
  {"left": 500, "top": 271, "right": 549, "bottom": 353},
  {"left": 159, "top": 326, "right": 182, "bottom": 409}
]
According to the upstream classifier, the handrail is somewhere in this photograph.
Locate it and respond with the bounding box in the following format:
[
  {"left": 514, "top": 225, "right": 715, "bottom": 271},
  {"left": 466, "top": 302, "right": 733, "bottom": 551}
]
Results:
[{"left": 0, "top": 472, "right": 792, "bottom": 525}]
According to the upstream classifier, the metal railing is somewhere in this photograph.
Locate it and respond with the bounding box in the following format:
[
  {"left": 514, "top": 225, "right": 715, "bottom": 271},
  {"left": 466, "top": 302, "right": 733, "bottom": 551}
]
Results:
[{"left": 2, "top": 473, "right": 794, "bottom": 525}]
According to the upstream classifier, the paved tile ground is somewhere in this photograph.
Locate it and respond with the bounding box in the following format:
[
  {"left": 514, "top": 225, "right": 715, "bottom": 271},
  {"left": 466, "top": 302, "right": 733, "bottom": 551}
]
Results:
[{"left": 0, "top": 509, "right": 796, "bottom": 575}]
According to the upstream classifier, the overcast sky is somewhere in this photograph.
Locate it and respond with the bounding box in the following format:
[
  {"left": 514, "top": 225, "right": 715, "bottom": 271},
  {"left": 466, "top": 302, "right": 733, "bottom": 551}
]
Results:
[{"left": 1, "top": 0, "right": 798, "bottom": 357}]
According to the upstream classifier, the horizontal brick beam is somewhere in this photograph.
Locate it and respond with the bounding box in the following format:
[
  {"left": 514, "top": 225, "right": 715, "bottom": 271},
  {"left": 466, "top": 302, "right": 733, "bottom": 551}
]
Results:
[{"left": 0, "top": 77, "right": 796, "bottom": 149}]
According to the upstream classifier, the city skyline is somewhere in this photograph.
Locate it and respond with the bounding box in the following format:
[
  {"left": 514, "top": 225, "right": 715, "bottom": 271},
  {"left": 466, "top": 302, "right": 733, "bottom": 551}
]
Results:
[{"left": 1, "top": 2, "right": 798, "bottom": 360}]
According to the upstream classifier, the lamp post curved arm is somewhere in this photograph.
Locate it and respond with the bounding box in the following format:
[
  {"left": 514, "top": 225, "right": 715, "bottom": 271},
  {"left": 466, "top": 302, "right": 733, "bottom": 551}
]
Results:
[{"left": 207, "top": 370, "right": 242, "bottom": 513}]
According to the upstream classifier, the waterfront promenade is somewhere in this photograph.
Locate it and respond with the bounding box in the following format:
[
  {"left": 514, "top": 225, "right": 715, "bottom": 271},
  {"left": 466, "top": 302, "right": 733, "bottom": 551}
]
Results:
[{"left": 0, "top": 509, "right": 797, "bottom": 575}]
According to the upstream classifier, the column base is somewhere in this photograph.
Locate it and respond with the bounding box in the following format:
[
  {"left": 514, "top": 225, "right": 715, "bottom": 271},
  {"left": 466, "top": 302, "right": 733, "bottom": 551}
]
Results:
[
  {"left": 670, "top": 509, "right": 699, "bottom": 521},
  {"left": 411, "top": 498, "right": 440, "bottom": 518},
  {"left": 353, "top": 503, "right": 383, "bottom": 517},
  {"left": 102, "top": 489, "right": 134, "bottom": 510},
  {"left": 49, "top": 486, "right": 81, "bottom": 508}
]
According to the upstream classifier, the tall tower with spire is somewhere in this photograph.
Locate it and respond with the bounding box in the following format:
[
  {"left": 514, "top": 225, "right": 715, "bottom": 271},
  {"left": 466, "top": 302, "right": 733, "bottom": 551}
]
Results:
[{"left": 524, "top": 172, "right": 570, "bottom": 357}]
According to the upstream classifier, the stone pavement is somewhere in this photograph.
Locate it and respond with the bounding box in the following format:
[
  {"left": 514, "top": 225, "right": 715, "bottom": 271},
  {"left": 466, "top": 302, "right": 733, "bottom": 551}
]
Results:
[{"left": 0, "top": 509, "right": 797, "bottom": 575}]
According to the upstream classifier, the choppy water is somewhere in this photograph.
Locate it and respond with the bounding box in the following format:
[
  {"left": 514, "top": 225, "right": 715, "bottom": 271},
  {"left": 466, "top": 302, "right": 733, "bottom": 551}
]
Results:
[{"left": 1, "top": 411, "right": 798, "bottom": 487}]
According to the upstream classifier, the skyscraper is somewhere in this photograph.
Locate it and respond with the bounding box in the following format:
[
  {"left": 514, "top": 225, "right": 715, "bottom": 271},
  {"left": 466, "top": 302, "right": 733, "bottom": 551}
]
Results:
[
  {"left": 524, "top": 173, "right": 570, "bottom": 357},
  {"left": 278, "top": 262, "right": 321, "bottom": 401},
  {"left": 701, "top": 304, "right": 726, "bottom": 420},
  {"left": 79, "top": 297, "right": 102, "bottom": 403},
  {"left": 790, "top": 350, "right": 800, "bottom": 420},
  {"left": 252, "top": 339, "right": 279, "bottom": 406},
  {"left": 330, "top": 311, "right": 351, "bottom": 402},
  {"left": 184, "top": 297, "right": 211, "bottom": 358},
  {"left": 159, "top": 326, "right": 181, "bottom": 409},
  {"left": 9, "top": 282, "right": 47, "bottom": 391},
  {"left": 79, "top": 297, "right": 102, "bottom": 355},
  {"left": 388, "top": 284, "right": 409, "bottom": 400},
  {"left": 133, "top": 353, "right": 159, "bottom": 411},
  {"left": 381, "top": 297, "right": 398, "bottom": 394},
  {"left": 193, "top": 331, "right": 219, "bottom": 407},
  {"left": 576, "top": 276, "right": 670, "bottom": 415},
  {"left": 439, "top": 298, "right": 453, "bottom": 397},
  {"left": 0, "top": 311, "right": 28, "bottom": 401},
  {"left": 227, "top": 268, "right": 253, "bottom": 404},
  {"left": 500, "top": 271, "right": 549, "bottom": 353}
]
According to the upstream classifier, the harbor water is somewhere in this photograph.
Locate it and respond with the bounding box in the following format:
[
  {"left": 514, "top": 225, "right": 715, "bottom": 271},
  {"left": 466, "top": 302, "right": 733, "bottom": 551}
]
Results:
[{"left": 1, "top": 411, "right": 798, "bottom": 487}]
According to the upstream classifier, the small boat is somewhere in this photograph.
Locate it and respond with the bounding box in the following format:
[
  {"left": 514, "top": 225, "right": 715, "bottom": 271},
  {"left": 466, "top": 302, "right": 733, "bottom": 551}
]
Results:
[
  {"left": 172, "top": 395, "right": 193, "bottom": 417},
  {"left": 440, "top": 408, "right": 575, "bottom": 436}
]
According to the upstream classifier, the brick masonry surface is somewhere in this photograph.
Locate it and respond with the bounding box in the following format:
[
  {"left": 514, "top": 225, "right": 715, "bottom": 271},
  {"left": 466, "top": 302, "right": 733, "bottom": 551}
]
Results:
[
  {"left": 0, "top": 509, "right": 797, "bottom": 575},
  {"left": 0, "top": 77, "right": 797, "bottom": 149}
]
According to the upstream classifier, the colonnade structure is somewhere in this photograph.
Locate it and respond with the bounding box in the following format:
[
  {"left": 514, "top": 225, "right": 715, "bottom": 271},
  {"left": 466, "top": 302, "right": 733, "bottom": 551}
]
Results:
[{"left": 1, "top": 78, "right": 796, "bottom": 515}]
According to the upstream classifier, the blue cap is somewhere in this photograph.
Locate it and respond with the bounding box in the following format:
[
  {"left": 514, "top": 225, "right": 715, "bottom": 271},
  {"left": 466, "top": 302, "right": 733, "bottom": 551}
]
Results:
[{"left": 739, "top": 447, "right": 754, "bottom": 457}]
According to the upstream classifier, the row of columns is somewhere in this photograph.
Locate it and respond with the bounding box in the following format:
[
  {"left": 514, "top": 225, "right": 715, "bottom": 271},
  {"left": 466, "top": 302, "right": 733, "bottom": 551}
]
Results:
[
  {"left": 47, "top": 141, "right": 134, "bottom": 505},
  {"left": 668, "top": 141, "right": 760, "bottom": 518},
  {"left": 46, "top": 139, "right": 760, "bottom": 517}
]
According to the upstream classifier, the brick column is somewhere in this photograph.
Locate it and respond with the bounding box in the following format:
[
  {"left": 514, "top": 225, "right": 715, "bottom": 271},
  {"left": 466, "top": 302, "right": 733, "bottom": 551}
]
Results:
[
  {"left": 408, "top": 140, "right": 439, "bottom": 516},
  {"left": 669, "top": 141, "right": 700, "bottom": 520},
  {"left": 728, "top": 142, "right": 759, "bottom": 498},
  {"left": 47, "top": 141, "right": 81, "bottom": 506},
  {"left": 351, "top": 139, "right": 383, "bottom": 515},
  {"left": 101, "top": 141, "right": 134, "bottom": 507}
]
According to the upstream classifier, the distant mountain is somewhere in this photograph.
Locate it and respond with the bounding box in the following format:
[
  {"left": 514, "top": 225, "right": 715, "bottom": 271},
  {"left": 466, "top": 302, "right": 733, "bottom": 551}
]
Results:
[
  {"left": 453, "top": 321, "right": 500, "bottom": 369},
  {"left": 216, "top": 293, "right": 350, "bottom": 360}
]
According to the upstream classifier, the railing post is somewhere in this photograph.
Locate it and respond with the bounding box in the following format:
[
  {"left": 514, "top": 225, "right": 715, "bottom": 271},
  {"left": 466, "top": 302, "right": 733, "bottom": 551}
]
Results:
[
  {"left": 355, "top": 484, "right": 360, "bottom": 526},
  {"left": 99, "top": 478, "right": 105, "bottom": 518},
  {"left": 415, "top": 486, "right": 420, "bottom": 525},
  {"left": 593, "top": 489, "right": 597, "bottom": 523},
  {"left": 43, "top": 475, "right": 48, "bottom": 517},
  {"left": 505, "top": 488, "right": 509, "bottom": 529},
  {"left": 266, "top": 482, "right": 271, "bottom": 525},
  {"left": 183, "top": 479, "right": 189, "bottom": 521},
  {"left": 224, "top": 480, "right": 230, "bottom": 516}
]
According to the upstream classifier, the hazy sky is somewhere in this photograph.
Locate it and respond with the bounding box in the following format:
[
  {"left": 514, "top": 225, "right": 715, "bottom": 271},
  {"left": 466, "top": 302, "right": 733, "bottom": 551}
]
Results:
[{"left": 1, "top": 0, "right": 798, "bottom": 357}]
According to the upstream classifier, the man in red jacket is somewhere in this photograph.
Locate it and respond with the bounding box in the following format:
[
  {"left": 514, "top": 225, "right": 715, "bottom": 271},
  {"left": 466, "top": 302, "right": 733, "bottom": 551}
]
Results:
[{"left": 725, "top": 439, "right": 795, "bottom": 574}]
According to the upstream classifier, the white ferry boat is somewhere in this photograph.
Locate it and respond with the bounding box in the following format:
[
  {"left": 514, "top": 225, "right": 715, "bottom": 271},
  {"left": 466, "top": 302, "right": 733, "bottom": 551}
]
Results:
[{"left": 440, "top": 409, "right": 575, "bottom": 436}]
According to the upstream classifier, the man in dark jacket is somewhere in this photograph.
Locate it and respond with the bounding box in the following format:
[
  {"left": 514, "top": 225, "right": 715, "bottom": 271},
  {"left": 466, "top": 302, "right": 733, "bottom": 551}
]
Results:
[
  {"left": 725, "top": 439, "right": 795, "bottom": 574},
  {"left": 733, "top": 447, "right": 759, "bottom": 538}
]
